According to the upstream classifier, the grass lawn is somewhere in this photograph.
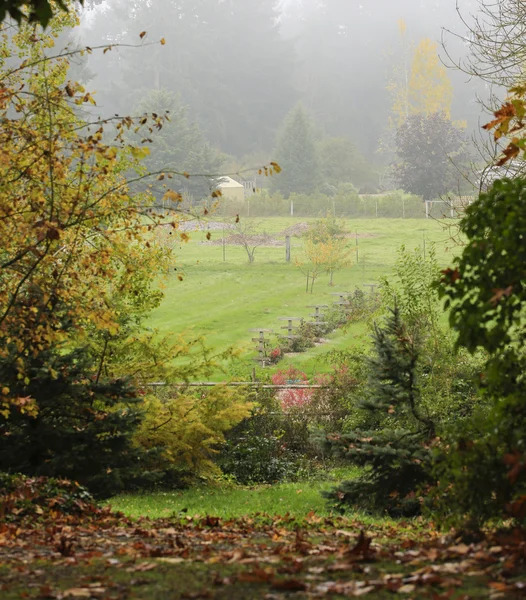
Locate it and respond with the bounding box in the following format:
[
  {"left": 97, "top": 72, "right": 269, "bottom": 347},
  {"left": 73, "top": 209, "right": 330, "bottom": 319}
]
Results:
[
  {"left": 149, "top": 217, "right": 461, "bottom": 378},
  {"left": 108, "top": 468, "right": 371, "bottom": 521}
]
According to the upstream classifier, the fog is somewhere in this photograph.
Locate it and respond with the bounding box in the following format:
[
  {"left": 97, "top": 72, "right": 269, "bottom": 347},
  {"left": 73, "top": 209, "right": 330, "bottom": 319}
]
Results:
[{"left": 71, "top": 0, "right": 491, "bottom": 190}]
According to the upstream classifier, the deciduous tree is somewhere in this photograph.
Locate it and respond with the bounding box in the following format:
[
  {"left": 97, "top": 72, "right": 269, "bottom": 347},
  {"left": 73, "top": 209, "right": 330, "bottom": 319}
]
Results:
[
  {"left": 389, "top": 35, "right": 453, "bottom": 128},
  {"left": 0, "top": 7, "right": 183, "bottom": 417},
  {"left": 393, "top": 112, "right": 468, "bottom": 200},
  {"left": 435, "top": 176, "right": 526, "bottom": 527}
]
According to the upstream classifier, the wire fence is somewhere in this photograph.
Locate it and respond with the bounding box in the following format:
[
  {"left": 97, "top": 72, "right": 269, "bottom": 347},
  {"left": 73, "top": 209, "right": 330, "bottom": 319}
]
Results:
[{"left": 200, "top": 193, "right": 475, "bottom": 220}]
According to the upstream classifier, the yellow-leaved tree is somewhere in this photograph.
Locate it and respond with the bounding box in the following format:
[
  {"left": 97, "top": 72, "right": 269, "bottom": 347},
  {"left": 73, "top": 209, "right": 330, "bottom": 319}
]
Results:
[
  {"left": 408, "top": 39, "right": 453, "bottom": 119},
  {"left": 388, "top": 23, "right": 453, "bottom": 128},
  {"left": 0, "top": 10, "right": 168, "bottom": 415},
  {"left": 0, "top": 5, "right": 256, "bottom": 494}
]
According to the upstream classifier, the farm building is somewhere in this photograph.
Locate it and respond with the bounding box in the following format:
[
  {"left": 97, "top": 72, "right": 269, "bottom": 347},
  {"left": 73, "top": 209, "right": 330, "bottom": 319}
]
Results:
[{"left": 217, "top": 176, "right": 245, "bottom": 202}]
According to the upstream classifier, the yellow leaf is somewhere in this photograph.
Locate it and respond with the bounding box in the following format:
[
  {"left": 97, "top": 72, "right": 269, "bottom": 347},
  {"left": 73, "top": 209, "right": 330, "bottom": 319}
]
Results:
[
  {"left": 130, "top": 146, "right": 151, "bottom": 160},
  {"left": 163, "top": 190, "right": 183, "bottom": 203},
  {"left": 160, "top": 38, "right": 166, "bottom": 45}
]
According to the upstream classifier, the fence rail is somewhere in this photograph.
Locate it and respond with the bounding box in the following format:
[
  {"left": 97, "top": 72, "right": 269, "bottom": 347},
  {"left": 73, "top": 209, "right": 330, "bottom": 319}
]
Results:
[{"left": 147, "top": 382, "right": 326, "bottom": 389}]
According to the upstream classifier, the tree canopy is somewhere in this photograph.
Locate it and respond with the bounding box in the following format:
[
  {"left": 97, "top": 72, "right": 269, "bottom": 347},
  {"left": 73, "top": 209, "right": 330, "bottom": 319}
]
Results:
[
  {"left": 270, "top": 104, "right": 320, "bottom": 197},
  {"left": 393, "top": 112, "right": 468, "bottom": 200}
]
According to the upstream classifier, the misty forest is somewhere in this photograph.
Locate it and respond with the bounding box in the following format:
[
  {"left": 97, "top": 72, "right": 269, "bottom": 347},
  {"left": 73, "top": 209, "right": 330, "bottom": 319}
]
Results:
[{"left": 1, "top": 0, "right": 526, "bottom": 598}]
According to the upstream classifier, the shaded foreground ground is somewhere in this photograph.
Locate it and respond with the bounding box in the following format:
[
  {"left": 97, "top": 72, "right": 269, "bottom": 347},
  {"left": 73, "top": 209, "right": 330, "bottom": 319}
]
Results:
[{"left": 1, "top": 507, "right": 525, "bottom": 599}]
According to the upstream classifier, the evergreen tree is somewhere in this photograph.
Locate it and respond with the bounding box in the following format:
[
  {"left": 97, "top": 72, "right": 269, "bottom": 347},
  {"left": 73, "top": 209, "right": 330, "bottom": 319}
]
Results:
[
  {"left": 135, "top": 89, "right": 225, "bottom": 201},
  {"left": 270, "top": 104, "right": 320, "bottom": 197},
  {"left": 0, "top": 344, "right": 156, "bottom": 498},
  {"left": 86, "top": 0, "right": 297, "bottom": 156},
  {"left": 324, "top": 305, "right": 435, "bottom": 516}
]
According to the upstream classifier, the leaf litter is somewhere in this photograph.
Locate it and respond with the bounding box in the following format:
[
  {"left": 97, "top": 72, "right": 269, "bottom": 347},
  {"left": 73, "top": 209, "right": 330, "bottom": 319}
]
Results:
[{"left": 0, "top": 503, "right": 525, "bottom": 599}]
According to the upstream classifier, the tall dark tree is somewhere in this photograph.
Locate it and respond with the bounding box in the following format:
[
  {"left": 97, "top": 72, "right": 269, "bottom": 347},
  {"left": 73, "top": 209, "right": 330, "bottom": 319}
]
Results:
[
  {"left": 135, "top": 89, "right": 225, "bottom": 201},
  {"left": 394, "top": 112, "right": 468, "bottom": 200},
  {"left": 270, "top": 103, "right": 320, "bottom": 197},
  {"left": 86, "top": 0, "right": 297, "bottom": 157}
]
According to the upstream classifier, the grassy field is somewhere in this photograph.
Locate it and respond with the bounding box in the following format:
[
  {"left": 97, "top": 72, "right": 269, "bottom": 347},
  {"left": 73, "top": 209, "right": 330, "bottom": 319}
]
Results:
[
  {"left": 149, "top": 217, "right": 461, "bottom": 377},
  {"left": 108, "top": 468, "right": 368, "bottom": 521}
]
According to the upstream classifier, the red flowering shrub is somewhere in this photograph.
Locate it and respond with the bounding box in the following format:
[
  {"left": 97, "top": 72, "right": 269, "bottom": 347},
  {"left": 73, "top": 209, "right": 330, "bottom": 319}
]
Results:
[
  {"left": 272, "top": 366, "right": 313, "bottom": 412},
  {"left": 268, "top": 347, "right": 283, "bottom": 365}
]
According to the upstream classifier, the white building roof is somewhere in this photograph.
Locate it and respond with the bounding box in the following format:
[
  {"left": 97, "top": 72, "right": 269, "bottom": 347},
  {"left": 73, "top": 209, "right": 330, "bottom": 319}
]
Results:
[{"left": 217, "top": 176, "right": 244, "bottom": 189}]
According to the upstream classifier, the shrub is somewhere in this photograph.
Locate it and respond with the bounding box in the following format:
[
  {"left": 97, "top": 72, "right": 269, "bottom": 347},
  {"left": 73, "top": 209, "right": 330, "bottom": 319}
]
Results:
[
  {"left": 220, "top": 434, "right": 297, "bottom": 485},
  {"left": 219, "top": 390, "right": 306, "bottom": 484},
  {"left": 271, "top": 366, "right": 313, "bottom": 412},
  {"left": 133, "top": 385, "right": 253, "bottom": 482},
  {"left": 268, "top": 347, "right": 283, "bottom": 365},
  {"left": 0, "top": 473, "right": 97, "bottom": 521},
  {"left": 427, "top": 410, "right": 523, "bottom": 530}
]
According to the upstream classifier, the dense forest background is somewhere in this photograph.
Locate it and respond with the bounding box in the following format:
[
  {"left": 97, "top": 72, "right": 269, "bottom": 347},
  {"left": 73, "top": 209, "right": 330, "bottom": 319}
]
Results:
[{"left": 76, "top": 0, "right": 488, "bottom": 168}]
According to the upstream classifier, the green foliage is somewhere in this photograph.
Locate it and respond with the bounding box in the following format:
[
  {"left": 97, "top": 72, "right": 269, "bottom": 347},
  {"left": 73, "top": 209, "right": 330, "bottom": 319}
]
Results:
[
  {"left": 433, "top": 177, "right": 526, "bottom": 528},
  {"left": 220, "top": 435, "right": 297, "bottom": 485},
  {"left": 319, "top": 137, "right": 378, "bottom": 190},
  {"left": 0, "top": 347, "right": 153, "bottom": 498},
  {"left": 270, "top": 104, "right": 321, "bottom": 198},
  {"left": 394, "top": 112, "right": 469, "bottom": 200},
  {"left": 220, "top": 389, "right": 316, "bottom": 485},
  {"left": 379, "top": 244, "right": 484, "bottom": 425},
  {"left": 134, "top": 386, "right": 253, "bottom": 481},
  {"left": 324, "top": 306, "right": 435, "bottom": 516},
  {"left": 441, "top": 177, "right": 526, "bottom": 361},
  {"left": 304, "top": 214, "right": 348, "bottom": 245},
  {"left": 278, "top": 321, "right": 318, "bottom": 353},
  {"left": 428, "top": 407, "right": 523, "bottom": 530},
  {"left": 0, "top": 473, "right": 96, "bottom": 521},
  {"left": 380, "top": 245, "right": 441, "bottom": 336}
]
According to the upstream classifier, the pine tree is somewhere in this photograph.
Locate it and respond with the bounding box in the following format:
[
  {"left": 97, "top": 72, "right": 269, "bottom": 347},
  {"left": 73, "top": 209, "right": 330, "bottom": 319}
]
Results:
[
  {"left": 0, "top": 345, "right": 158, "bottom": 498},
  {"left": 324, "top": 305, "right": 435, "bottom": 516},
  {"left": 270, "top": 104, "right": 320, "bottom": 197},
  {"left": 134, "top": 89, "right": 225, "bottom": 202}
]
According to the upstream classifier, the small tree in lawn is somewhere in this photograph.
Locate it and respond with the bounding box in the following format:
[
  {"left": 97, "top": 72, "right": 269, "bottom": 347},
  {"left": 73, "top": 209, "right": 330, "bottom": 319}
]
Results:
[
  {"left": 300, "top": 217, "right": 353, "bottom": 287},
  {"left": 318, "top": 237, "right": 353, "bottom": 286},
  {"left": 324, "top": 304, "right": 436, "bottom": 516},
  {"left": 229, "top": 218, "right": 270, "bottom": 264},
  {"left": 295, "top": 238, "right": 325, "bottom": 293}
]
